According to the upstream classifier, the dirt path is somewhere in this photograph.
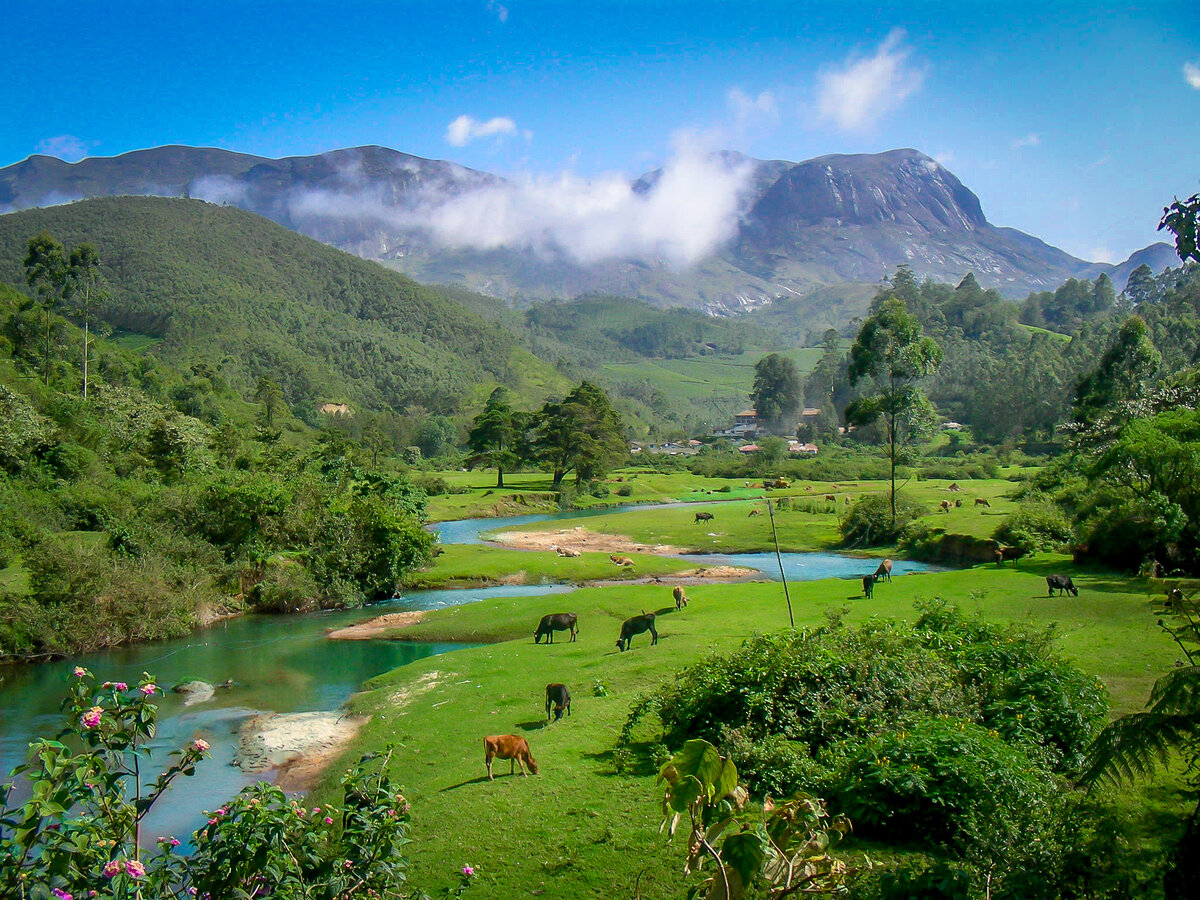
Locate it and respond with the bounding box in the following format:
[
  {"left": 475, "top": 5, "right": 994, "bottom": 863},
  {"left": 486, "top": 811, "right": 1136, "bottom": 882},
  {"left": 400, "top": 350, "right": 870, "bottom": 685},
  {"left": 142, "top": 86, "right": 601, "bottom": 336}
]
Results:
[{"left": 490, "top": 526, "right": 678, "bottom": 555}]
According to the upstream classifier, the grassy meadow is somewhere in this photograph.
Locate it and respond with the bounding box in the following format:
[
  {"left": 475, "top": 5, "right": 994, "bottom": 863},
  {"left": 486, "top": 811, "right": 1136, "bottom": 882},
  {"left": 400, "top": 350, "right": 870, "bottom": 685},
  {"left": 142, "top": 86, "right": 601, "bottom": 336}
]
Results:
[{"left": 308, "top": 476, "right": 1195, "bottom": 898}]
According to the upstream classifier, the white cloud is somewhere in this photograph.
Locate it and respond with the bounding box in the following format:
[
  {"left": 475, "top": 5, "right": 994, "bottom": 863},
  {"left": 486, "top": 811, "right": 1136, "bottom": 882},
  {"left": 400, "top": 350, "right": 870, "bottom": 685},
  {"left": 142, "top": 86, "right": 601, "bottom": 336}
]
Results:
[
  {"left": 445, "top": 115, "right": 521, "bottom": 146},
  {"left": 815, "top": 29, "right": 925, "bottom": 132},
  {"left": 34, "top": 135, "right": 95, "bottom": 162},
  {"left": 487, "top": 1, "right": 509, "bottom": 23},
  {"left": 279, "top": 136, "right": 754, "bottom": 268},
  {"left": 1088, "top": 246, "right": 1116, "bottom": 264},
  {"left": 1185, "top": 61, "right": 1200, "bottom": 89},
  {"left": 1011, "top": 133, "right": 1040, "bottom": 150}
]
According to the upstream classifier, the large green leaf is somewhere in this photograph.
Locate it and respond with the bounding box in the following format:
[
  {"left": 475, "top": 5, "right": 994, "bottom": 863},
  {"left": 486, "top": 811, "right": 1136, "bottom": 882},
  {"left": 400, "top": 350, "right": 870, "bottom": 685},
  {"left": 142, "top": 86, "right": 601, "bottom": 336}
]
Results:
[{"left": 721, "top": 831, "right": 765, "bottom": 890}]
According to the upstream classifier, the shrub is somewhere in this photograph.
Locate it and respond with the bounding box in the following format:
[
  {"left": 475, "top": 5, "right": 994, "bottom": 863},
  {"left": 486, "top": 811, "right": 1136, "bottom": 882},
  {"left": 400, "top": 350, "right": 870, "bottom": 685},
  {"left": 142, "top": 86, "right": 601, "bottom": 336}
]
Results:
[
  {"left": 614, "top": 484, "right": 633, "bottom": 497},
  {"left": 840, "top": 492, "right": 928, "bottom": 546},
  {"left": 993, "top": 496, "right": 1075, "bottom": 551}
]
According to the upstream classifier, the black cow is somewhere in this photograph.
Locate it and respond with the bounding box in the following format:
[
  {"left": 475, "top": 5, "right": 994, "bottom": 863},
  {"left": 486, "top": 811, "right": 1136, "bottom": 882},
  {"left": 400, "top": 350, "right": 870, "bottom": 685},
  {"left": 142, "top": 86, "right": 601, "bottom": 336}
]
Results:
[
  {"left": 616, "top": 612, "right": 658, "bottom": 652},
  {"left": 694, "top": 511, "right": 714, "bottom": 523},
  {"left": 995, "top": 546, "right": 1029, "bottom": 567},
  {"left": 534, "top": 613, "right": 578, "bottom": 644},
  {"left": 1046, "top": 575, "right": 1079, "bottom": 597},
  {"left": 545, "top": 683, "right": 571, "bottom": 721},
  {"left": 862, "top": 574, "right": 876, "bottom": 599}
]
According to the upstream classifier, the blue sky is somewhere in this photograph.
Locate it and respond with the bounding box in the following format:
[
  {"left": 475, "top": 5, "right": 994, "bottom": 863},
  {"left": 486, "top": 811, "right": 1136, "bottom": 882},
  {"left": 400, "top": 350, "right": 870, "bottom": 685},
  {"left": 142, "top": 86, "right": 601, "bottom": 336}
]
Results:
[{"left": 4, "top": 0, "right": 1198, "bottom": 263}]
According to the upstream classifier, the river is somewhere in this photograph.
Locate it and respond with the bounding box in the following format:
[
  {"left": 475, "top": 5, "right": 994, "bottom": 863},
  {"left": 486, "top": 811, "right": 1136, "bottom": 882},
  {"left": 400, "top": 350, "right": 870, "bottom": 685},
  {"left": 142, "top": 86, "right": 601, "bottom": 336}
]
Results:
[{"left": 1, "top": 505, "right": 942, "bottom": 841}]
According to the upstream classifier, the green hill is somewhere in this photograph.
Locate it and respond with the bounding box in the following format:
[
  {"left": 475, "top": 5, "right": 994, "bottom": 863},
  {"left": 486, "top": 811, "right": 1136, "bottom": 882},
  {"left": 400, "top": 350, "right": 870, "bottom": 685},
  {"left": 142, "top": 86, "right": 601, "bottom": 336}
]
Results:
[{"left": 0, "top": 197, "right": 567, "bottom": 421}]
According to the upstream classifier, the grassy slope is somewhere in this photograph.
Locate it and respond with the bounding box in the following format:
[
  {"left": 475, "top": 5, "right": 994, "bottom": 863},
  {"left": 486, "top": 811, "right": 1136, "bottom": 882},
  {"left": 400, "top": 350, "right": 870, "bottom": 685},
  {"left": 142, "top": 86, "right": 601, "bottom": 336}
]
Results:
[
  {"left": 315, "top": 558, "right": 1185, "bottom": 897},
  {"left": 600, "top": 347, "right": 823, "bottom": 404}
]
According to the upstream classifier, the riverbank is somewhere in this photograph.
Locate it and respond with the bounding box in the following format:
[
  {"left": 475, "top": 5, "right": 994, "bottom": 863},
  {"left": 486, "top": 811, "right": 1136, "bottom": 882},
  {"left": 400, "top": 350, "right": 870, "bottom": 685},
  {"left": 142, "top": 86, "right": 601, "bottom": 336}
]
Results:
[{"left": 234, "top": 711, "right": 369, "bottom": 792}]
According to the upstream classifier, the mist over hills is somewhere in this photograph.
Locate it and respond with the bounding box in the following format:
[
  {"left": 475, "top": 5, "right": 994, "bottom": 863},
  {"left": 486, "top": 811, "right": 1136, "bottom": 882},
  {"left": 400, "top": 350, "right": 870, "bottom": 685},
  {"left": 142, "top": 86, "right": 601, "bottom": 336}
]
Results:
[{"left": 0, "top": 144, "right": 1171, "bottom": 311}]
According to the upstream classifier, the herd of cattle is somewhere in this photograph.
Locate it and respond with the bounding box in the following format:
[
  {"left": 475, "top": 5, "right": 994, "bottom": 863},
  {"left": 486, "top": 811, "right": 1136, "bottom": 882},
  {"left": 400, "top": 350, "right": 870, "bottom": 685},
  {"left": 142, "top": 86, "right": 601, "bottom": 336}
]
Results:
[{"left": 484, "top": 494, "right": 1096, "bottom": 781}]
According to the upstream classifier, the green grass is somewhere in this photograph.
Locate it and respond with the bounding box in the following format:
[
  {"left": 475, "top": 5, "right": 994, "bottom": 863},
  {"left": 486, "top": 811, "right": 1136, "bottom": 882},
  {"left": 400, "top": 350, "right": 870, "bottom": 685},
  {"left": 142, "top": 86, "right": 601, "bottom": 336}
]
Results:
[
  {"left": 600, "top": 347, "right": 823, "bottom": 405},
  {"left": 313, "top": 550, "right": 1190, "bottom": 897}
]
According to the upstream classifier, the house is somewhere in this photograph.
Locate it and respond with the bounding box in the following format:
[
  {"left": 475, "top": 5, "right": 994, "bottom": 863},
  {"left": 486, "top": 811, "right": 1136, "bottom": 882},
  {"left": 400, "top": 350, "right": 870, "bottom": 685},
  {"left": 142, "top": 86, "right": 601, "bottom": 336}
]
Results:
[
  {"left": 713, "top": 409, "right": 762, "bottom": 440},
  {"left": 318, "top": 403, "right": 352, "bottom": 417},
  {"left": 789, "top": 441, "right": 819, "bottom": 455},
  {"left": 738, "top": 443, "right": 760, "bottom": 454}
]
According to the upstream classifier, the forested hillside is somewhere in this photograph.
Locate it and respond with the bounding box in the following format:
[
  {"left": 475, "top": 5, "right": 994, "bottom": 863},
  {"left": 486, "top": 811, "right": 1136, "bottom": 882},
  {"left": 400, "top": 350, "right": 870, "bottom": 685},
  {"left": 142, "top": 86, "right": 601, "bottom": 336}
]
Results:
[{"left": 0, "top": 197, "right": 565, "bottom": 424}]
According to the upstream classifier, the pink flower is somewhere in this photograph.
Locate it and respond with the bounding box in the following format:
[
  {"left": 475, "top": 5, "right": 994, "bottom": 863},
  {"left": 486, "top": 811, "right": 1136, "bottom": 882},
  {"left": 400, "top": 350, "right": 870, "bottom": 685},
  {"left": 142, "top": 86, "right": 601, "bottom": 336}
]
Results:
[
  {"left": 103, "top": 860, "right": 122, "bottom": 878},
  {"left": 71, "top": 667, "right": 86, "bottom": 678},
  {"left": 82, "top": 707, "right": 104, "bottom": 729},
  {"left": 125, "top": 859, "right": 146, "bottom": 879},
  {"left": 215, "top": 807, "right": 228, "bottom": 816},
  {"left": 192, "top": 739, "right": 210, "bottom": 752},
  {"left": 344, "top": 860, "right": 353, "bottom": 869},
  {"left": 113, "top": 682, "right": 128, "bottom": 692},
  {"left": 52, "top": 889, "right": 73, "bottom": 900},
  {"left": 140, "top": 683, "right": 157, "bottom": 695},
  {"left": 311, "top": 807, "right": 320, "bottom": 814},
  {"left": 462, "top": 866, "right": 475, "bottom": 877},
  {"left": 323, "top": 817, "right": 333, "bottom": 825}
]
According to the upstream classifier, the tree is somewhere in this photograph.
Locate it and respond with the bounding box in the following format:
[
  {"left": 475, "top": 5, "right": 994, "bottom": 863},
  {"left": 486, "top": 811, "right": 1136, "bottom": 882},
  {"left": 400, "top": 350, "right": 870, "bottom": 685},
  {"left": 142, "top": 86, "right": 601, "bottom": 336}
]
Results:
[
  {"left": 534, "top": 381, "right": 626, "bottom": 487},
  {"left": 750, "top": 354, "right": 802, "bottom": 434},
  {"left": 846, "top": 294, "right": 943, "bottom": 526},
  {"left": 23, "top": 231, "right": 69, "bottom": 386},
  {"left": 1160, "top": 192, "right": 1200, "bottom": 264},
  {"left": 66, "top": 243, "right": 103, "bottom": 399},
  {"left": 255, "top": 376, "right": 284, "bottom": 428},
  {"left": 1073, "top": 316, "right": 1161, "bottom": 425},
  {"left": 466, "top": 387, "right": 520, "bottom": 488}
]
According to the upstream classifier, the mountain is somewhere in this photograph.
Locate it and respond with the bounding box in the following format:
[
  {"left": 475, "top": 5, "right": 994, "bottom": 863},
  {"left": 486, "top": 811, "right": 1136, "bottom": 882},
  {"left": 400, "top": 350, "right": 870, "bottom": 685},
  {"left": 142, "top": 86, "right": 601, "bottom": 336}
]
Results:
[
  {"left": 0, "top": 196, "right": 564, "bottom": 419},
  {"left": 0, "top": 145, "right": 1172, "bottom": 311}
]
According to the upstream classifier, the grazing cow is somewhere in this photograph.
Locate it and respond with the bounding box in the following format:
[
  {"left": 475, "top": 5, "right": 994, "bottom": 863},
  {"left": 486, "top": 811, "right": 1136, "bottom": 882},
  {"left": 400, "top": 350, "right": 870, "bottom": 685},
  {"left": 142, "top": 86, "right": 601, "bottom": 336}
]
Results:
[
  {"left": 824, "top": 494, "right": 836, "bottom": 502},
  {"left": 805, "top": 485, "right": 813, "bottom": 491},
  {"left": 862, "top": 574, "right": 876, "bottom": 599},
  {"left": 484, "top": 735, "right": 538, "bottom": 780},
  {"left": 874, "top": 559, "right": 893, "bottom": 582},
  {"left": 1166, "top": 587, "right": 1184, "bottom": 609},
  {"left": 610, "top": 555, "right": 634, "bottom": 567},
  {"left": 545, "top": 683, "right": 572, "bottom": 722},
  {"left": 748, "top": 508, "right": 762, "bottom": 517},
  {"left": 939, "top": 500, "right": 951, "bottom": 513},
  {"left": 995, "top": 546, "right": 1029, "bottom": 566},
  {"left": 1046, "top": 575, "right": 1079, "bottom": 597},
  {"left": 616, "top": 612, "right": 658, "bottom": 652},
  {"left": 672, "top": 586, "right": 688, "bottom": 610},
  {"left": 695, "top": 511, "right": 714, "bottom": 523},
  {"left": 534, "top": 612, "right": 578, "bottom": 644},
  {"left": 955, "top": 499, "right": 963, "bottom": 508},
  {"left": 948, "top": 482, "right": 962, "bottom": 492},
  {"left": 974, "top": 498, "right": 991, "bottom": 508}
]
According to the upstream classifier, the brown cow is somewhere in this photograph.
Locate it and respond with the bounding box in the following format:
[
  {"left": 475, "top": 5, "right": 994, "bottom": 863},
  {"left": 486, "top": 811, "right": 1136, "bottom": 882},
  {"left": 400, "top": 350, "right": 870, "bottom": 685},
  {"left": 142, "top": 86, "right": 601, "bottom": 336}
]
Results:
[
  {"left": 672, "top": 586, "right": 688, "bottom": 610},
  {"left": 610, "top": 555, "right": 634, "bottom": 567},
  {"left": 874, "top": 559, "right": 893, "bottom": 582},
  {"left": 939, "top": 500, "right": 951, "bottom": 512},
  {"left": 748, "top": 508, "right": 762, "bottom": 517},
  {"left": 484, "top": 735, "right": 538, "bottom": 780},
  {"left": 556, "top": 546, "right": 581, "bottom": 558},
  {"left": 974, "top": 498, "right": 991, "bottom": 508},
  {"left": 948, "top": 482, "right": 962, "bottom": 492},
  {"left": 824, "top": 494, "right": 836, "bottom": 502}
]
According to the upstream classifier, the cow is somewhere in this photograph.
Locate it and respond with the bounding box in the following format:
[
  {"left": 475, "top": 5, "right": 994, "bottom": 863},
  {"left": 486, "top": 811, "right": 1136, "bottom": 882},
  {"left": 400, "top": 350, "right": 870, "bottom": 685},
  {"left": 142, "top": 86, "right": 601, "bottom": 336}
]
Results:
[
  {"left": 1166, "top": 587, "right": 1184, "bottom": 609},
  {"left": 533, "top": 613, "right": 578, "bottom": 644},
  {"left": 610, "top": 555, "right": 634, "bottom": 567},
  {"left": 616, "top": 612, "right": 658, "bottom": 652},
  {"left": 948, "top": 482, "right": 962, "bottom": 492},
  {"left": 995, "top": 546, "right": 1028, "bottom": 566},
  {"left": 556, "top": 546, "right": 581, "bottom": 558},
  {"left": 939, "top": 500, "right": 951, "bottom": 513},
  {"left": 824, "top": 494, "right": 836, "bottom": 502},
  {"left": 955, "top": 499, "right": 963, "bottom": 508},
  {"left": 545, "top": 683, "right": 571, "bottom": 722},
  {"left": 862, "top": 574, "right": 876, "bottom": 599},
  {"left": 748, "top": 509, "right": 762, "bottom": 517},
  {"left": 694, "top": 512, "right": 714, "bottom": 523},
  {"left": 1046, "top": 575, "right": 1079, "bottom": 597},
  {"left": 484, "top": 735, "right": 538, "bottom": 780},
  {"left": 974, "top": 498, "right": 991, "bottom": 508},
  {"left": 672, "top": 586, "right": 688, "bottom": 610},
  {"left": 874, "top": 559, "right": 893, "bottom": 582}
]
